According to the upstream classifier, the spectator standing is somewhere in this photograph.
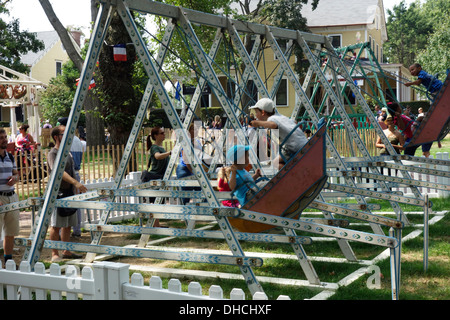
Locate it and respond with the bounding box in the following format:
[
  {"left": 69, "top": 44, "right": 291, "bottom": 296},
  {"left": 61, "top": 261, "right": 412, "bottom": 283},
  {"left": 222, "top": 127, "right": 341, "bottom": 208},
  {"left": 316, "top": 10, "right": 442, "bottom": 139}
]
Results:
[
  {"left": 47, "top": 125, "right": 87, "bottom": 262},
  {"left": 57, "top": 118, "right": 84, "bottom": 237},
  {"left": 176, "top": 124, "right": 202, "bottom": 205},
  {"left": 0, "top": 129, "right": 20, "bottom": 265},
  {"left": 375, "top": 116, "right": 405, "bottom": 155},
  {"left": 211, "top": 115, "right": 222, "bottom": 129},
  {"left": 43, "top": 120, "right": 52, "bottom": 129},
  {"left": 80, "top": 135, "right": 87, "bottom": 152},
  {"left": 15, "top": 124, "right": 36, "bottom": 153}
]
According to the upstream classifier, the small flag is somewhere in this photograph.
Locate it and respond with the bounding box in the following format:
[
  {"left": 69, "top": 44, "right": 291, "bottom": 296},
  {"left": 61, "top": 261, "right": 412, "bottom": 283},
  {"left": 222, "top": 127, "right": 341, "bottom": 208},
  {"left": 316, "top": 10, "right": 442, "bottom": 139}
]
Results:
[
  {"left": 175, "top": 81, "right": 181, "bottom": 101},
  {"left": 88, "top": 78, "right": 96, "bottom": 90},
  {"left": 113, "top": 44, "right": 127, "bottom": 61},
  {"left": 76, "top": 78, "right": 96, "bottom": 90}
]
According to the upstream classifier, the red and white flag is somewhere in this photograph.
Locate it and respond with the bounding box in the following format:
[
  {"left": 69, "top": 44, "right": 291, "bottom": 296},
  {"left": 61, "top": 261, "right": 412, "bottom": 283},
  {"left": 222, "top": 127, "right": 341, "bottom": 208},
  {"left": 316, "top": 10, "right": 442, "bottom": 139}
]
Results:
[
  {"left": 76, "top": 78, "right": 96, "bottom": 90},
  {"left": 113, "top": 44, "right": 127, "bottom": 61}
]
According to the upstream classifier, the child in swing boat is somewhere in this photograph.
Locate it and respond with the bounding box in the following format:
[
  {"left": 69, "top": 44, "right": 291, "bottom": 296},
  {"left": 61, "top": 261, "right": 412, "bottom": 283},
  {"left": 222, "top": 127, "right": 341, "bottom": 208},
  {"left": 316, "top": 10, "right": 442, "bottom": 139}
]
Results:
[
  {"left": 227, "top": 145, "right": 265, "bottom": 207},
  {"left": 405, "top": 63, "right": 443, "bottom": 96},
  {"left": 217, "top": 166, "right": 240, "bottom": 208}
]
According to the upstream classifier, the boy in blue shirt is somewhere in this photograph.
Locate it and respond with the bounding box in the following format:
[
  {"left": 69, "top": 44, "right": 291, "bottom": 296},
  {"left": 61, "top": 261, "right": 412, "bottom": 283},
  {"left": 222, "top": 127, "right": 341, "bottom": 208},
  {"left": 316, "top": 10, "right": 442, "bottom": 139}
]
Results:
[
  {"left": 406, "top": 63, "right": 443, "bottom": 95},
  {"left": 227, "top": 145, "right": 262, "bottom": 206}
]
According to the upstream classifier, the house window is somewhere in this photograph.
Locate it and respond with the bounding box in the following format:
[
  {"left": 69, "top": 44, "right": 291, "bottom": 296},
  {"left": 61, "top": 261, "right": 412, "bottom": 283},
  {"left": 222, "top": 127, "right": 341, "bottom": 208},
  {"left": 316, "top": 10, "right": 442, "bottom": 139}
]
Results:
[
  {"left": 56, "top": 61, "right": 62, "bottom": 76},
  {"left": 329, "top": 35, "right": 342, "bottom": 48},
  {"left": 275, "top": 78, "right": 288, "bottom": 107}
]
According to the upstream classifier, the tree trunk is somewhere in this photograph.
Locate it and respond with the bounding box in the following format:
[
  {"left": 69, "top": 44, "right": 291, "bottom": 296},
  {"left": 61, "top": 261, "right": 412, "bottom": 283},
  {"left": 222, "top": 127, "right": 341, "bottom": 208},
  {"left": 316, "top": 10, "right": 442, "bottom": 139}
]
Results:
[
  {"left": 84, "top": 93, "right": 106, "bottom": 146},
  {"left": 97, "top": 11, "right": 140, "bottom": 172}
]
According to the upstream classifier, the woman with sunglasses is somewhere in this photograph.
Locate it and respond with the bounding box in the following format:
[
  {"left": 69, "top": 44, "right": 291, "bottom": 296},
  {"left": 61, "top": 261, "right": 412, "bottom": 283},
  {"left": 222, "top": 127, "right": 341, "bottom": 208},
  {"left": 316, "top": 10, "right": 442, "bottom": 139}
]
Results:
[{"left": 143, "top": 127, "right": 171, "bottom": 184}]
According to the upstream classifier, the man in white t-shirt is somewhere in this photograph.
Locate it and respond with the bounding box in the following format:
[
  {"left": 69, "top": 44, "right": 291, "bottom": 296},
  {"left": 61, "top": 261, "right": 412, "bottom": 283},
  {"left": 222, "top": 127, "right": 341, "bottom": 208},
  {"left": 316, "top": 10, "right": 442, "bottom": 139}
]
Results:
[{"left": 250, "top": 98, "right": 308, "bottom": 168}]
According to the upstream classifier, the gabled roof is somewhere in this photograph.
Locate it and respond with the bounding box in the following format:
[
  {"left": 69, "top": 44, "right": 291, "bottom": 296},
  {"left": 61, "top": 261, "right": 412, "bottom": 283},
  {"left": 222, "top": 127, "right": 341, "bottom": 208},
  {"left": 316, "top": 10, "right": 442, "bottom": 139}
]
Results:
[
  {"left": 301, "top": 0, "right": 381, "bottom": 28},
  {"left": 20, "top": 31, "right": 61, "bottom": 67},
  {"left": 230, "top": 0, "right": 386, "bottom": 31}
]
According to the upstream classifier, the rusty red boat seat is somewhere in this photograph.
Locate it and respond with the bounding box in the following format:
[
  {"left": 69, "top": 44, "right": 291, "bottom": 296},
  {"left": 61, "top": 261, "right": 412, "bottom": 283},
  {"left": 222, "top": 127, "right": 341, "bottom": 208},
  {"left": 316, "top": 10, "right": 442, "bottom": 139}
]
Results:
[
  {"left": 229, "top": 124, "right": 327, "bottom": 233},
  {"left": 406, "top": 72, "right": 450, "bottom": 147}
]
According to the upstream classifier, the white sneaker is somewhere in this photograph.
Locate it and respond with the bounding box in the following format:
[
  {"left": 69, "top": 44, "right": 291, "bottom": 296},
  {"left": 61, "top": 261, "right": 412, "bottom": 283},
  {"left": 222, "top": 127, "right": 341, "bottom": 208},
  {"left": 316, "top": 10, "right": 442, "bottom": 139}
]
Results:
[{"left": 51, "top": 255, "right": 62, "bottom": 262}]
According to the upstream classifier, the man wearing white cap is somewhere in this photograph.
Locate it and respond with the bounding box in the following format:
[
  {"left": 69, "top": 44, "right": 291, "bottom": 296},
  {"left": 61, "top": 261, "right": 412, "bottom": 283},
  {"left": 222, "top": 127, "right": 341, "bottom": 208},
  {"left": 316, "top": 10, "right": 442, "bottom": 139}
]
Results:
[{"left": 250, "top": 98, "right": 307, "bottom": 166}]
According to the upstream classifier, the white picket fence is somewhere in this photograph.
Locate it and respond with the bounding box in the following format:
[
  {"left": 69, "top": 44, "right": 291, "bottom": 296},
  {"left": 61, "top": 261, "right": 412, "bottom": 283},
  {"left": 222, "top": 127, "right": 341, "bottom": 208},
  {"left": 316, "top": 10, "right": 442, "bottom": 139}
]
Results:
[
  {"left": 384, "top": 156, "right": 449, "bottom": 198},
  {"left": 0, "top": 260, "right": 290, "bottom": 300},
  {"left": 325, "top": 152, "right": 450, "bottom": 199}
]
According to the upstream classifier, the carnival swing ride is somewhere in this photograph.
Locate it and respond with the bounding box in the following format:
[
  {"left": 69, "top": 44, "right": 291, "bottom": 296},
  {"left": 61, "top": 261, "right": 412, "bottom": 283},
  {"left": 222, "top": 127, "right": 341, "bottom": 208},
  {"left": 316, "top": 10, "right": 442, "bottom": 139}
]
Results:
[{"left": 3, "top": 0, "right": 449, "bottom": 300}]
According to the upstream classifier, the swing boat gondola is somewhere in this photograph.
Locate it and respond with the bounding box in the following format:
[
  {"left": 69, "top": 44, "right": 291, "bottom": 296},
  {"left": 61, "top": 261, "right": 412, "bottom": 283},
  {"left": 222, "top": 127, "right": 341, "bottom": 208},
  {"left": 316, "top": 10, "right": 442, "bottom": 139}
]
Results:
[
  {"left": 229, "top": 123, "right": 327, "bottom": 233},
  {"left": 405, "top": 71, "right": 450, "bottom": 148}
]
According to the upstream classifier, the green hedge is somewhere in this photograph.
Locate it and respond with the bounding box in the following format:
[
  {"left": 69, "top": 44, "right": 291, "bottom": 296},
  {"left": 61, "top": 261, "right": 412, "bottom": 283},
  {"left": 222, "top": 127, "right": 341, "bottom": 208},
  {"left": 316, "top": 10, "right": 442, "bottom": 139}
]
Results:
[
  {"left": 146, "top": 107, "right": 227, "bottom": 128},
  {"left": 399, "top": 100, "right": 431, "bottom": 114},
  {"left": 146, "top": 108, "right": 179, "bottom": 128}
]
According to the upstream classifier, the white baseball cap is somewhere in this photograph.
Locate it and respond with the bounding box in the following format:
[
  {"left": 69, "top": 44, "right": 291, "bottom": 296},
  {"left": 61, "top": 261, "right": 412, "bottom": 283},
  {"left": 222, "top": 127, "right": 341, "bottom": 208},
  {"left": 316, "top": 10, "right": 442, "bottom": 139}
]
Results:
[{"left": 249, "top": 98, "right": 275, "bottom": 113}]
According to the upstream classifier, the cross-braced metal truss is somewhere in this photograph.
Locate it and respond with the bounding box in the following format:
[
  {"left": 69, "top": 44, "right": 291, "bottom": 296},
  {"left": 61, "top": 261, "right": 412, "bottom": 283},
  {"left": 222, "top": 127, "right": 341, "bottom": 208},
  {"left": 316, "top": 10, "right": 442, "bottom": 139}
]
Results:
[{"left": 6, "top": 0, "right": 449, "bottom": 299}]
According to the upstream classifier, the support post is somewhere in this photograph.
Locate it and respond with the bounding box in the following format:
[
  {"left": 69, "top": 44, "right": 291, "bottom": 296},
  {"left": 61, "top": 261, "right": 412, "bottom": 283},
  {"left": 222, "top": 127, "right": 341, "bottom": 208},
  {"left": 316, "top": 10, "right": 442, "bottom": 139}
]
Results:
[
  {"left": 423, "top": 194, "right": 429, "bottom": 272},
  {"left": 389, "top": 227, "right": 402, "bottom": 300}
]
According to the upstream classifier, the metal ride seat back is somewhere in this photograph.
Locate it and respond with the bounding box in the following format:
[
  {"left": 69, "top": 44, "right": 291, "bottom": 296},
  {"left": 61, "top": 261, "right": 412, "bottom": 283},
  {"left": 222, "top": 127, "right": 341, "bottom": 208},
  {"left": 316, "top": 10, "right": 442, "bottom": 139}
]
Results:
[{"left": 229, "top": 124, "right": 327, "bottom": 233}]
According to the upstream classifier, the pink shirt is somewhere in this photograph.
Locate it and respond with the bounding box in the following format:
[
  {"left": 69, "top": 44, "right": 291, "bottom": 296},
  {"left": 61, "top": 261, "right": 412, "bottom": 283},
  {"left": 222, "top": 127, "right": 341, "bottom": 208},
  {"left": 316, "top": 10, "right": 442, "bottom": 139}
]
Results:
[{"left": 394, "top": 114, "right": 413, "bottom": 139}]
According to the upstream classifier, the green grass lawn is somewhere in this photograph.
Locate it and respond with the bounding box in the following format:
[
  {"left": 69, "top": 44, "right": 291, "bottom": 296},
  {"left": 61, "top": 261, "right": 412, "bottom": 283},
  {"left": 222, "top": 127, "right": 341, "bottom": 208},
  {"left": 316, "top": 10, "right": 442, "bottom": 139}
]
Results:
[
  {"left": 417, "top": 134, "right": 450, "bottom": 158},
  {"left": 113, "top": 200, "right": 449, "bottom": 300}
]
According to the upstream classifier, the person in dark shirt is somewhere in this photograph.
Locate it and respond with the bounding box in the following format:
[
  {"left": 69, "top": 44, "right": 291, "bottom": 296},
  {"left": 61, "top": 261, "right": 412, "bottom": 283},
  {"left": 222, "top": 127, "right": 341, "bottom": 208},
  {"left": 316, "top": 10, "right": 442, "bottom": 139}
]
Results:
[{"left": 406, "top": 63, "right": 443, "bottom": 95}]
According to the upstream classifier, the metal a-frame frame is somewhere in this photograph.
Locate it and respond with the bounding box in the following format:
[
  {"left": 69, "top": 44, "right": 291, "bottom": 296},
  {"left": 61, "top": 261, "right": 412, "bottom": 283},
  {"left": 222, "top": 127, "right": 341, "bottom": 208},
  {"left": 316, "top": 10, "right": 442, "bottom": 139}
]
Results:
[{"left": 20, "top": 0, "right": 409, "bottom": 298}]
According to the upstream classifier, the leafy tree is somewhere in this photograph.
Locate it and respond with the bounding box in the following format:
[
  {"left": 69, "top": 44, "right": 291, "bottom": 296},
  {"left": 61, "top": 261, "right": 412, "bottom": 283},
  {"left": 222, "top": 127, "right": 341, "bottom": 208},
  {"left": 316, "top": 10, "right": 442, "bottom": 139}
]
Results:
[
  {"left": 39, "top": 76, "right": 75, "bottom": 125},
  {"left": 39, "top": 60, "right": 86, "bottom": 126},
  {"left": 150, "top": 0, "right": 235, "bottom": 79},
  {"left": 0, "top": 2, "right": 44, "bottom": 73},
  {"left": 383, "top": 1, "right": 433, "bottom": 68},
  {"left": 417, "top": 21, "right": 450, "bottom": 77},
  {"left": 96, "top": 11, "right": 140, "bottom": 146},
  {"left": 416, "top": 0, "right": 450, "bottom": 75}
]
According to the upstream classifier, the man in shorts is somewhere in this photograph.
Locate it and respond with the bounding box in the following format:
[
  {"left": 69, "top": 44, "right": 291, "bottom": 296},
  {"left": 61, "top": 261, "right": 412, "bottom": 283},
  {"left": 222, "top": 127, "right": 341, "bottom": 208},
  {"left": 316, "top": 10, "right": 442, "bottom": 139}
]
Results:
[
  {"left": 47, "top": 125, "right": 88, "bottom": 262},
  {"left": 0, "top": 128, "right": 20, "bottom": 265}
]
